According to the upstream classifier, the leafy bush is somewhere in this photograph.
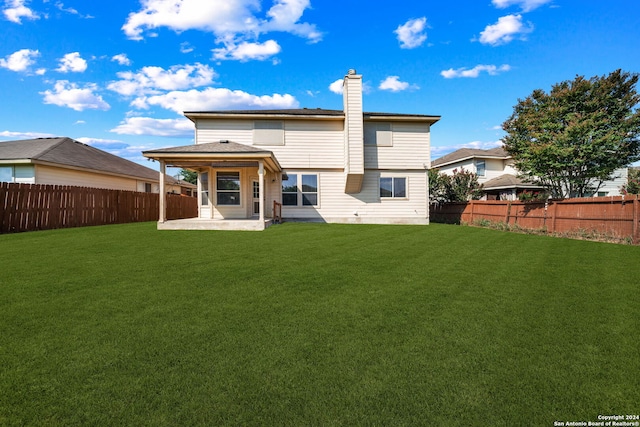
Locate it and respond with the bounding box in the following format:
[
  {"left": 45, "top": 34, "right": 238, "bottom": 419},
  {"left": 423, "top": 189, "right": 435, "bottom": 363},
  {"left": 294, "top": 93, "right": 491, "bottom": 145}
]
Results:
[{"left": 429, "top": 168, "right": 483, "bottom": 203}]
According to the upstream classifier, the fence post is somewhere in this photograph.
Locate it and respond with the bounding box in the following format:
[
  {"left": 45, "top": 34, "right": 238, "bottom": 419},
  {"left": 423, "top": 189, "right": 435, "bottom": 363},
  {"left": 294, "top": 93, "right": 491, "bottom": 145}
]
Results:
[
  {"left": 633, "top": 195, "right": 639, "bottom": 245},
  {"left": 505, "top": 201, "right": 511, "bottom": 224},
  {"left": 468, "top": 201, "right": 475, "bottom": 224},
  {"left": 550, "top": 200, "right": 558, "bottom": 234}
]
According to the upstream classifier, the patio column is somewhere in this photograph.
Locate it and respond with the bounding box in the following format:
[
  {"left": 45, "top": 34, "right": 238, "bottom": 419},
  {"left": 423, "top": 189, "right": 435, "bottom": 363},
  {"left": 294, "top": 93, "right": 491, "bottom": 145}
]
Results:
[
  {"left": 259, "top": 160, "right": 265, "bottom": 222},
  {"left": 159, "top": 160, "right": 166, "bottom": 223}
]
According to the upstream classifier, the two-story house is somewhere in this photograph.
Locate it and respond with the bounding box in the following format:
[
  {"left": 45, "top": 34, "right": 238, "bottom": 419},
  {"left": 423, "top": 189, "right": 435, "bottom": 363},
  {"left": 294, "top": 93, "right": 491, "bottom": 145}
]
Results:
[
  {"left": 143, "top": 70, "right": 440, "bottom": 230},
  {"left": 432, "top": 147, "right": 628, "bottom": 200}
]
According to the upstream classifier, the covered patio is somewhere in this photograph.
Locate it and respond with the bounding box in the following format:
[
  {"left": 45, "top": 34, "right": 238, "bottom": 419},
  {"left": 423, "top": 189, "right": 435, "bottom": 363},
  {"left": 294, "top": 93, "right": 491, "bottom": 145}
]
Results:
[{"left": 143, "top": 141, "right": 283, "bottom": 231}]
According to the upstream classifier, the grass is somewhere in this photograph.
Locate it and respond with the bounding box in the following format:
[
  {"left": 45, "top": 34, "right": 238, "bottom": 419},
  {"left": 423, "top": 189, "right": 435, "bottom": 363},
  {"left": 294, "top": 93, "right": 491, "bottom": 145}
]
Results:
[{"left": 1, "top": 222, "right": 639, "bottom": 426}]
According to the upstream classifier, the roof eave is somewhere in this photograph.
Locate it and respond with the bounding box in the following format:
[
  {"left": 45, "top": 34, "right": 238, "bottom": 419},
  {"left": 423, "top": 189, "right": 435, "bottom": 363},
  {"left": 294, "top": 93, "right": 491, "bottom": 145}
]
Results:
[
  {"left": 365, "top": 114, "right": 440, "bottom": 124},
  {"left": 185, "top": 111, "right": 344, "bottom": 122}
]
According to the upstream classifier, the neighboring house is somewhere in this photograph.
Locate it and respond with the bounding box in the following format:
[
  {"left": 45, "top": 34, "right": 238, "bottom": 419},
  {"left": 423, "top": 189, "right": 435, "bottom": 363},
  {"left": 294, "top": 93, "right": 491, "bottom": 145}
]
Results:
[
  {"left": 0, "top": 137, "right": 196, "bottom": 195},
  {"left": 431, "top": 147, "right": 627, "bottom": 200},
  {"left": 143, "top": 69, "right": 440, "bottom": 230}
]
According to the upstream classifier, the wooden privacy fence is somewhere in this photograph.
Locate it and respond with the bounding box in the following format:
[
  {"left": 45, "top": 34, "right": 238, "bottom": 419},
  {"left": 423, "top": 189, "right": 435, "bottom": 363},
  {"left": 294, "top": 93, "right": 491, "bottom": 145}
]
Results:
[
  {"left": 430, "top": 195, "right": 640, "bottom": 244},
  {"left": 0, "top": 182, "right": 198, "bottom": 233}
]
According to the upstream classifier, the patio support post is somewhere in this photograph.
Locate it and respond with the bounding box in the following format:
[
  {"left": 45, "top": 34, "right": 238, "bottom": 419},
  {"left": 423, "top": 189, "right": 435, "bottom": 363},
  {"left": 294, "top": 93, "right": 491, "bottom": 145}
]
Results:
[
  {"left": 258, "top": 160, "right": 265, "bottom": 222},
  {"left": 159, "top": 160, "right": 166, "bottom": 223}
]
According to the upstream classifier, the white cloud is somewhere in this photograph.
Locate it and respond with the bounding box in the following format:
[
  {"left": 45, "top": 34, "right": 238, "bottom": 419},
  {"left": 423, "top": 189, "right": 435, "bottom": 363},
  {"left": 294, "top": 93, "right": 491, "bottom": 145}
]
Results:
[
  {"left": 35, "top": 68, "right": 46, "bottom": 75},
  {"left": 379, "top": 76, "right": 418, "bottom": 92},
  {"left": 56, "top": 52, "right": 88, "bottom": 73},
  {"left": 54, "top": 2, "right": 94, "bottom": 18},
  {"left": 329, "top": 79, "right": 343, "bottom": 94},
  {"left": 110, "top": 117, "right": 194, "bottom": 137},
  {"left": 180, "top": 42, "right": 194, "bottom": 54},
  {"left": 3, "top": 0, "right": 38, "bottom": 23},
  {"left": 212, "top": 39, "right": 281, "bottom": 61},
  {"left": 111, "top": 53, "right": 131, "bottom": 66},
  {"left": 492, "top": 0, "right": 552, "bottom": 12},
  {"left": 440, "top": 64, "right": 511, "bottom": 79},
  {"left": 108, "top": 63, "right": 216, "bottom": 96},
  {"left": 41, "top": 80, "right": 110, "bottom": 111},
  {"left": 260, "top": 0, "right": 322, "bottom": 42},
  {"left": 394, "top": 17, "right": 427, "bottom": 49},
  {"left": 477, "top": 14, "right": 533, "bottom": 46},
  {"left": 0, "top": 130, "right": 57, "bottom": 140},
  {"left": 0, "top": 48, "right": 39, "bottom": 72},
  {"left": 131, "top": 87, "right": 299, "bottom": 114},
  {"left": 122, "top": 0, "right": 321, "bottom": 61}
]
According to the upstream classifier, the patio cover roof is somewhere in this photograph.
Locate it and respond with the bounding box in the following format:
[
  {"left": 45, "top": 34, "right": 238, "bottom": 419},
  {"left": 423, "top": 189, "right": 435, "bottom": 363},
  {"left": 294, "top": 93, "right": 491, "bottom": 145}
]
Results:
[{"left": 142, "top": 140, "right": 282, "bottom": 172}]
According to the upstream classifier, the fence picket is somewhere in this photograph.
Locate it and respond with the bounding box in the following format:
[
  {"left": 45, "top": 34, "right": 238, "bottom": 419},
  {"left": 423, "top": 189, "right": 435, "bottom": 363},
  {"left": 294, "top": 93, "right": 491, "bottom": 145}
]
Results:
[
  {"left": 0, "top": 183, "right": 197, "bottom": 234},
  {"left": 431, "top": 196, "right": 640, "bottom": 244}
]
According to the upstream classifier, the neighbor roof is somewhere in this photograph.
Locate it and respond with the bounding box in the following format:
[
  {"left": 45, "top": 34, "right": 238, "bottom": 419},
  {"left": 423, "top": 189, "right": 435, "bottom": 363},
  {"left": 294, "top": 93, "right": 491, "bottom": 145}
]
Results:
[
  {"left": 482, "top": 174, "right": 544, "bottom": 191},
  {"left": 432, "top": 147, "right": 509, "bottom": 168},
  {"left": 0, "top": 137, "right": 189, "bottom": 186}
]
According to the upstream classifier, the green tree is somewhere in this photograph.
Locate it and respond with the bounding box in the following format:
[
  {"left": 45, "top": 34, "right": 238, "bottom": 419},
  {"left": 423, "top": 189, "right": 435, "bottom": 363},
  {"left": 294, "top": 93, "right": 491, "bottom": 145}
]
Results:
[
  {"left": 622, "top": 168, "right": 640, "bottom": 195},
  {"left": 502, "top": 69, "right": 640, "bottom": 198},
  {"left": 429, "top": 168, "right": 483, "bottom": 202},
  {"left": 179, "top": 169, "right": 197, "bottom": 185}
]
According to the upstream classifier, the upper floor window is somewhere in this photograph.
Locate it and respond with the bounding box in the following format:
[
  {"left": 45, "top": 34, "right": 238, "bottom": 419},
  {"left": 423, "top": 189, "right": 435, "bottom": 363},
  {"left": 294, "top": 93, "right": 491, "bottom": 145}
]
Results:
[
  {"left": 364, "top": 123, "right": 392, "bottom": 146},
  {"left": 476, "top": 160, "right": 486, "bottom": 177},
  {"left": 217, "top": 171, "right": 240, "bottom": 205},
  {"left": 254, "top": 120, "right": 284, "bottom": 145}
]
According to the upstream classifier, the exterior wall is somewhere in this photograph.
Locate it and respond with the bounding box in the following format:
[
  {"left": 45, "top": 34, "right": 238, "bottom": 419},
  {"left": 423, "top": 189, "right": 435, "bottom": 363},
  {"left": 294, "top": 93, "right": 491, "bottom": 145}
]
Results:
[
  {"left": 282, "top": 169, "right": 428, "bottom": 224},
  {"left": 482, "top": 158, "right": 508, "bottom": 183},
  {"left": 365, "top": 122, "right": 430, "bottom": 170},
  {"left": 193, "top": 114, "right": 431, "bottom": 224},
  {"left": 343, "top": 74, "right": 364, "bottom": 175},
  {"left": 195, "top": 119, "right": 345, "bottom": 169},
  {"left": 198, "top": 166, "right": 280, "bottom": 220},
  {"left": 36, "top": 164, "right": 140, "bottom": 191},
  {"left": 437, "top": 159, "right": 474, "bottom": 177},
  {"left": 590, "top": 167, "right": 627, "bottom": 197}
]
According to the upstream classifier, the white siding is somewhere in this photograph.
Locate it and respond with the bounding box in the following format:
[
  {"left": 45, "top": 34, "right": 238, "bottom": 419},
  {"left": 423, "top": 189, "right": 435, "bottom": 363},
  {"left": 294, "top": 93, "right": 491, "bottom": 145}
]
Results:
[
  {"left": 195, "top": 119, "right": 345, "bottom": 169},
  {"left": 365, "top": 122, "right": 430, "bottom": 170},
  {"left": 482, "top": 158, "right": 509, "bottom": 183},
  {"left": 196, "top": 120, "right": 253, "bottom": 145},
  {"left": 344, "top": 76, "right": 364, "bottom": 175},
  {"left": 282, "top": 169, "right": 428, "bottom": 224},
  {"left": 593, "top": 167, "right": 627, "bottom": 196},
  {"left": 36, "top": 164, "right": 138, "bottom": 191}
]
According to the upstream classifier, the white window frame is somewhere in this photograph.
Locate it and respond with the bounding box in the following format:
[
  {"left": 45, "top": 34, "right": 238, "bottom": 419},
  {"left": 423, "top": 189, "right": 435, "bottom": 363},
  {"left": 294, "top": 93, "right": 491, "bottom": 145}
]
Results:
[
  {"left": 281, "top": 172, "right": 319, "bottom": 207},
  {"left": 476, "top": 159, "right": 486, "bottom": 177},
  {"left": 0, "top": 165, "right": 35, "bottom": 183},
  {"left": 216, "top": 171, "right": 241, "bottom": 206},
  {"left": 379, "top": 176, "right": 407, "bottom": 199},
  {"left": 253, "top": 120, "right": 284, "bottom": 145}
]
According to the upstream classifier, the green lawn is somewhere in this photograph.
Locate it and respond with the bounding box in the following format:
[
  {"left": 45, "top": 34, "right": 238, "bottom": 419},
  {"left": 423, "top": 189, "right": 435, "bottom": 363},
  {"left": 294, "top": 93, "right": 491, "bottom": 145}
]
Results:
[{"left": 1, "top": 222, "right": 638, "bottom": 426}]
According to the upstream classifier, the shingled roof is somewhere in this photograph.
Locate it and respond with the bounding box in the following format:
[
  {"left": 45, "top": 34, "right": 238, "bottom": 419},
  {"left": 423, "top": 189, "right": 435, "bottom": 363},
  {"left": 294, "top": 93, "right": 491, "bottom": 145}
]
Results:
[
  {"left": 0, "top": 137, "right": 189, "bottom": 186},
  {"left": 482, "top": 174, "right": 544, "bottom": 190},
  {"left": 432, "top": 147, "right": 509, "bottom": 168}
]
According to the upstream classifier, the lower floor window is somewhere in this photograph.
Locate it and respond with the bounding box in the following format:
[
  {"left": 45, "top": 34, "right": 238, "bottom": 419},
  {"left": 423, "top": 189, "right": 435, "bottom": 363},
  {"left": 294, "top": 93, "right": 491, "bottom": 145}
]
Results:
[
  {"left": 380, "top": 177, "right": 406, "bottom": 198},
  {"left": 282, "top": 173, "right": 318, "bottom": 206},
  {"left": 217, "top": 171, "right": 241, "bottom": 205}
]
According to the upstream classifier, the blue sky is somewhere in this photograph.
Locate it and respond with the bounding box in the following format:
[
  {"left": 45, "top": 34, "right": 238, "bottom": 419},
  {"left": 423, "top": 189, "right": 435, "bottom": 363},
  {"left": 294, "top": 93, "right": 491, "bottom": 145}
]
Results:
[{"left": 1, "top": 0, "right": 639, "bottom": 171}]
